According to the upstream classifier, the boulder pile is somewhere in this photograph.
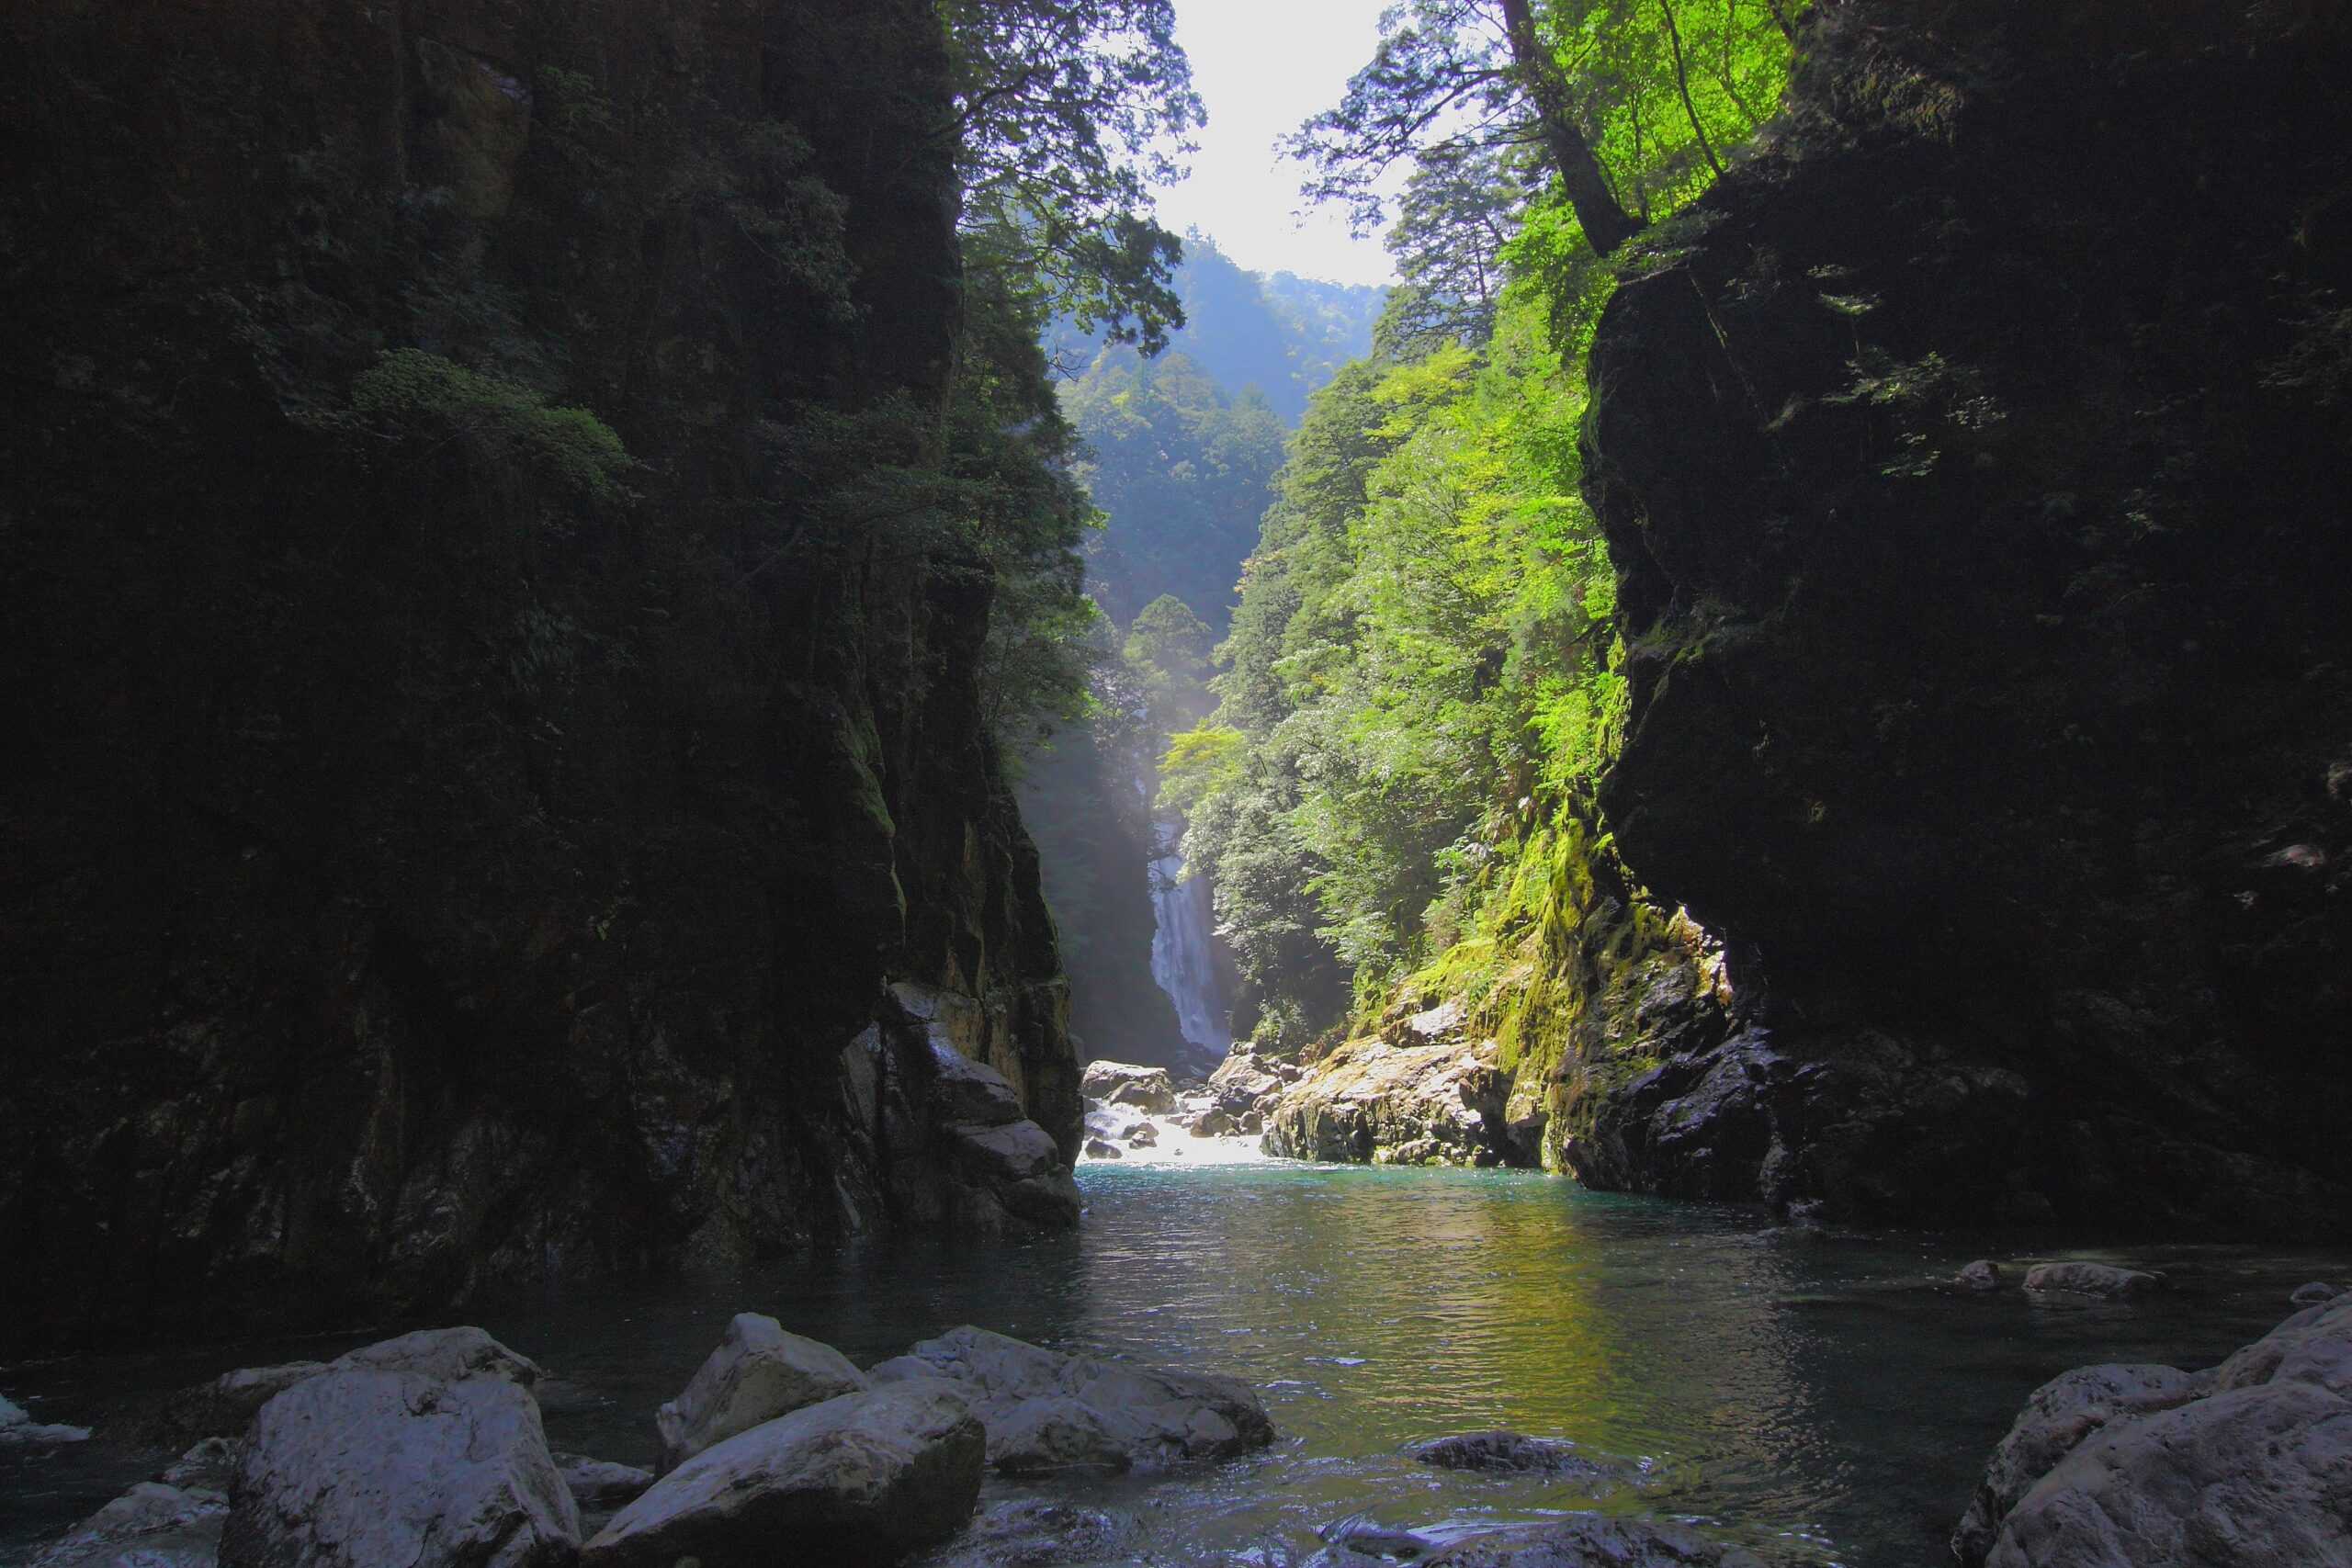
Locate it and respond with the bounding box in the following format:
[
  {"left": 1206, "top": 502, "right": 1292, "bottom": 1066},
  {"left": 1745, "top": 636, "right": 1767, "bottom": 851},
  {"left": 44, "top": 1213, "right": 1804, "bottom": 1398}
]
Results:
[{"left": 21, "top": 1314, "right": 1272, "bottom": 1568}]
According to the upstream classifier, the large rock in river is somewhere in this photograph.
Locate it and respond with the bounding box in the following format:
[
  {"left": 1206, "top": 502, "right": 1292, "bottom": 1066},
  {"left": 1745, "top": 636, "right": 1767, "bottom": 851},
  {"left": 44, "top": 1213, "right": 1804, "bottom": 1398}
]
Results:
[
  {"left": 868, "top": 1324, "right": 1271, "bottom": 1469},
  {"left": 1261, "top": 1032, "right": 1519, "bottom": 1168},
  {"left": 1956, "top": 1296, "right": 2352, "bottom": 1566},
  {"left": 581, "top": 1380, "right": 983, "bottom": 1568},
  {"left": 1080, "top": 1061, "right": 1175, "bottom": 1114},
  {"left": 655, "top": 1313, "right": 869, "bottom": 1474},
  {"left": 220, "top": 1327, "right": 578, "bottom": 1568}
]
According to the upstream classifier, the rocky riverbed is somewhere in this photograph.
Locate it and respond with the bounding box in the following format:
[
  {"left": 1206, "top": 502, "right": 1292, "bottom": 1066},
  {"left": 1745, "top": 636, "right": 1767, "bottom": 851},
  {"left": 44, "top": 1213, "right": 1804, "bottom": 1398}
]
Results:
[
  {"left": 9, "top": 1175, "right": 2342, "bottom": 1568},
  {"left": 13, "top": 1221, "right": 2351, "bottom": 1567}
]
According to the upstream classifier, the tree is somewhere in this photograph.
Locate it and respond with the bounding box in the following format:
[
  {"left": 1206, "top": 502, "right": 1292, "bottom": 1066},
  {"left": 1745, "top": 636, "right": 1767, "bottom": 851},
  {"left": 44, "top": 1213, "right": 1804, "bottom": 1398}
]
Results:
[
  {"left": 1291, "top": 0, "right": 1792, "bottom": 261},
  {"left": 1380, "top": 141, "right": 1532, "bottom": 350},
  {"left": 946, "top": 0, "right": 1205, "bottom": 352}
]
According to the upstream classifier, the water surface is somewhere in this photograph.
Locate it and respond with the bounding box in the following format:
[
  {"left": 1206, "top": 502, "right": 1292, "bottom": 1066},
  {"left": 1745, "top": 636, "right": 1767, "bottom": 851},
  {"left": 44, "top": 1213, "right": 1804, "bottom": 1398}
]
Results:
[{"left": 6, "top": 1162, "right": 2346, "bottom": 1565}]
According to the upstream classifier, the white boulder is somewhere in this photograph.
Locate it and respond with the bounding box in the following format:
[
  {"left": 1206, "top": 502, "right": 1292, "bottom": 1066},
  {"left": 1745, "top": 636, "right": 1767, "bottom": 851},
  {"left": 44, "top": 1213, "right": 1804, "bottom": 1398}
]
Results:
[
  {"left": 655, "top": 1314, "right": 869, "bottom": 1474},
  {"left": 580, "top": 1380, "right": 983, "bottom": 1568},
  {"left": 219, "top": 1326, "right": 579, "bottom": 1568}
]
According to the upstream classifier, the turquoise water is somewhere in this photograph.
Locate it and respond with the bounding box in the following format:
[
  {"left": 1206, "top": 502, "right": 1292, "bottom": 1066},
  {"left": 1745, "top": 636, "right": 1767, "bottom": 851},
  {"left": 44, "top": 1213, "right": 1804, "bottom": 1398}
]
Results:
[{"left": 6, "top": 1162, "right": 2346, "bottom": 1564}]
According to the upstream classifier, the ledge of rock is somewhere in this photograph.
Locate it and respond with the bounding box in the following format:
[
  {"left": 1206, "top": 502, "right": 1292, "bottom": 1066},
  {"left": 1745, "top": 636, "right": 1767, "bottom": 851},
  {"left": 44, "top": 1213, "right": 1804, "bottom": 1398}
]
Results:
[
  {"left": 29, "top": 1439, "right": 234, "bottom": 1568},
  {"left": 1955, "top": 1295, "right": 2352, "bottom": 1566}
]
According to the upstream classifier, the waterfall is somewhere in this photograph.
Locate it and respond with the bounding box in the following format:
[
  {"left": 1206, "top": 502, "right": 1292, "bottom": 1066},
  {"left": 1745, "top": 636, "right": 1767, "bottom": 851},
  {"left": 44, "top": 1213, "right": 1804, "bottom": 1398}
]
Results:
[{"left": 1149, "top": 843, "right": 1229, "bottom": 1059}]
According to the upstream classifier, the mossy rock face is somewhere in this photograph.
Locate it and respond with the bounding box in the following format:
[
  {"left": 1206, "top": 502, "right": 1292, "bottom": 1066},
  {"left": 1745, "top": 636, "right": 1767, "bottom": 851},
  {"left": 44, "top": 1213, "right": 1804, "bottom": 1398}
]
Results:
[
  {"left": 1581, "top": 3, "right": 2352, "bottom": 1233},
  {"left": 0, "top": 0, "right": 1078, "bottom": 1348}
]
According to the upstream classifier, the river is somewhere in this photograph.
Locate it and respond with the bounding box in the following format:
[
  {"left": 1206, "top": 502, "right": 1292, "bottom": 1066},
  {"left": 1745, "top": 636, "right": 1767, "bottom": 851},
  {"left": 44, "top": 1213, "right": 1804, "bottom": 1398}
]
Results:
[{"left": 6, "top": 1160, "right": 2346, "bottom": 1565}]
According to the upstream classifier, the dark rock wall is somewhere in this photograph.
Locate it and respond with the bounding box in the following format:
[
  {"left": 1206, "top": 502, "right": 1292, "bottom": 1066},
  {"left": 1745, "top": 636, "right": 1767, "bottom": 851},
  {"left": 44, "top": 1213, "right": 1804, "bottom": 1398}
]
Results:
[
  {"left": 1579, "top": 1, "right": 2352, "bottom": 1232},
  {"left": 0, "top": 0, "right": 1080, "bottom": 1348}
]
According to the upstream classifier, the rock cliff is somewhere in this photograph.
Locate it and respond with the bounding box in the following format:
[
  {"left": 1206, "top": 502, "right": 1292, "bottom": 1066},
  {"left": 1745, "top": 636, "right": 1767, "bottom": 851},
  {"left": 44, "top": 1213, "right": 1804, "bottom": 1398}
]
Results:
[
  {"left": 0, "top": 0, "right": 1080, "bottom": 1347},
  {"left": 1579, "top": 0, "right": 2352, "bottom": 1231}
]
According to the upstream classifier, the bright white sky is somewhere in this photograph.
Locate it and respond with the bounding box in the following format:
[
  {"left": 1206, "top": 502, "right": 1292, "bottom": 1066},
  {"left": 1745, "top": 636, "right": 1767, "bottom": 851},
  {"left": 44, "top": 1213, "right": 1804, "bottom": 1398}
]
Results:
[{"left": 1151, "top": 0, "right": 1399, "bottom": 288}]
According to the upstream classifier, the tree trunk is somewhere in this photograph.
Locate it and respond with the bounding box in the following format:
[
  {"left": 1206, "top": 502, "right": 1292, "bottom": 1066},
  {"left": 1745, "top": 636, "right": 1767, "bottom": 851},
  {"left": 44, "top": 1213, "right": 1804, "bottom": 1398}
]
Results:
[{"left": 1498, "top": 0, "right": 1643, "bottom": 254}]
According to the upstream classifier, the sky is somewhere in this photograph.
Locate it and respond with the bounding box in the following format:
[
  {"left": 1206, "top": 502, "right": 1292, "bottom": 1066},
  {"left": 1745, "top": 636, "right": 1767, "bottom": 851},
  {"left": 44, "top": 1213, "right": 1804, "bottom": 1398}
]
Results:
[{"left": 1151, "top": 0, "right": 1398, "bottom": 289}]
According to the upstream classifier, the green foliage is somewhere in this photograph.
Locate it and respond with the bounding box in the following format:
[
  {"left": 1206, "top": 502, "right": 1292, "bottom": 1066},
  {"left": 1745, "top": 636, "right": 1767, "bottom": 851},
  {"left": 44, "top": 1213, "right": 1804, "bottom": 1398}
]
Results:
[
  {"left": 784, "top": 236, "right": 1101, "bottom": 755},
  {"left": 1176, "top": 1, "right": 1792, "bottom": 1047},
  {"left": 658, "top": 120, "right": 855, "bottom": 319},
  {"left": 1293, "top": 0, "right": 1792, "bottom": 259},
  {"left": 946, "top": 0, "right": 1204, "bottom": 351},
  {"left": 343, "top": 348, "right": 638, "bottom": 503}
]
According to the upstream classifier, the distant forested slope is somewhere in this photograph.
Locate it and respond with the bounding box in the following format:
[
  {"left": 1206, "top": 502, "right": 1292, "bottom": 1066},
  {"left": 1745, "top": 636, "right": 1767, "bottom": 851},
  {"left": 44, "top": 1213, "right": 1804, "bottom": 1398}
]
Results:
[{"left": 1021, "top": 237, "right": 1382, "bottom": 1067}]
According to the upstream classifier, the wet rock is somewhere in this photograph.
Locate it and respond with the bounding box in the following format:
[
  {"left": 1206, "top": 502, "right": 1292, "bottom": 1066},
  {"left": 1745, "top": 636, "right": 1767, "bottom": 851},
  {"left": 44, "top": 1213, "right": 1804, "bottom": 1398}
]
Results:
[
  {"left": 556, "top": 1453, "right": 655, "bottom": 1512},
  {"left": 122, "top": 1361, "right": 330, "bottom": 1448},
  {"left": 1082, "top": 1137, "right": 1123, "bottom": 1159},
  {"left": 1406, "top": 1430, "right": 1613, "bottom": 1479},
  {"left": 1262, "top": 1036, "right": 1518, "bottom": 1168},
  {"left": 1421, "top": 1515, "right": 1763, "bottom": 1566},
  {"left": 1951, "top": 1363, "right": 2211, "bottom": 1567},
  {"left": 2290, "top": 1281, "right": 2342, "bottom": 1306},
  {"left": 868, "top": 1324, "right": 1271, "bottom": 1467},
  {"left": 1958, "top": 1297, "right": 2352, "bottom": 1566},
  {"left": 2022, "top": 1261, "right": 2165, "bottom": 1299},
  {"left": 1958, "top": 1260, "right": 2003, "bottom": 1292},
  {"left": 1320, "top": 1513, "right": 1433, "bottom": 1560},
  {"left": 1302, "top": 1551, "right": 1394, "bottom": 1568},
  {"left": 1123, "top": 1122, "right": 1158, "bottom": 1149},
  {"left": 221, "top": 1326, "right": 578, "bottom": 1568},
  {"left": 28, "top": 1456, "right": 230, "bottom": 1568},
  {"left": 918, "top": 1498, "right": 1136, "bottom": 1567},
  {"left": 1080, "top": 1062, "right": 1176, "bottom": 1114},
  {"left": 655, "top": 1313, "right": 870, "bottom": 1474},
  {"left": 983, "top": 1397, "right": 1132, "bottom": 1474},
  {"left": 0, "top": 1391, "right": 91, "bottom": 1446},
  {"left": 945, "top": 1120, "right": 1064, "bottom": 1185},
  {"left": 580, "top": 1379, "right": 984, "bottom": 1568}
]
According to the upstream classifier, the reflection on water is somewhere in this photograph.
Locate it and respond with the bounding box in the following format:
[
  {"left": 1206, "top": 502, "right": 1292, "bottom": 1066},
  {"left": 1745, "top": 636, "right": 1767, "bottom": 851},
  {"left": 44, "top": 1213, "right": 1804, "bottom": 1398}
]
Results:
[{"left": 6, "top": 1163, "right": 2348, "bottom": 1565}]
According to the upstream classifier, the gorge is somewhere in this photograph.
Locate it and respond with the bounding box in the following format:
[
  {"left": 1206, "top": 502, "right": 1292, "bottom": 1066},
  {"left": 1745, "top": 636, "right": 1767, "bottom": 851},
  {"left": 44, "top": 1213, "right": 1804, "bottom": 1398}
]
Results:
[{"left": 5, "top": 0, "right": 2351, "bottom": 1564}]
